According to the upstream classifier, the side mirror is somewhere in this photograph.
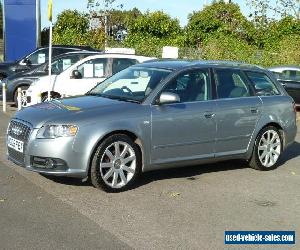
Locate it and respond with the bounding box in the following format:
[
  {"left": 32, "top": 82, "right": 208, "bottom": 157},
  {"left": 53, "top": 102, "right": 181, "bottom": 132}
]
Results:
[
  {"left": 158, "top": 92, "right": 180, "bottom": 105},
  {"left": 71, "top": 70, "right": 82, "bottom": 79}
]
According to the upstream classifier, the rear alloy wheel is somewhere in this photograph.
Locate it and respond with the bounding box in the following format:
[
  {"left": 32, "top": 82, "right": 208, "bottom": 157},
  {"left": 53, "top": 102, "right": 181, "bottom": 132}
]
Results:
[
  {"left": 90, "top": 134, "right": 142, "bottom": 192},
  {"left": 249, "top": 126, "right": 282, "bottom": 170}
]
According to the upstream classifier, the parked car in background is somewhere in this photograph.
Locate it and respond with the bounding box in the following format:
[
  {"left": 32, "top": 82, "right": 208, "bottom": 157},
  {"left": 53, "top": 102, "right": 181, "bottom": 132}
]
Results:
[
  {"left": 6, "top": 60, "right": 297, "bottom": 192},
  {"left": 269, "top": 66, "right": 300, "bottom": 107},
  {"left": 0, "top": 45, "right": 99, "bottom": 79},
  {"left": 0, "top": 51, "right": 101, "bottom": 106},
  {"left": 25, "top": 54, "right": 155, "bottom": 106}
]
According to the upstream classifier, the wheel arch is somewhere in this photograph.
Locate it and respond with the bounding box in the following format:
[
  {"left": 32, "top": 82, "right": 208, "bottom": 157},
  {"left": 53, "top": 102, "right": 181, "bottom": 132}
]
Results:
[
  {"left": 247, "top": 121, "right": 285, "bottom": 161},
  {"left": 13, "top": 83, "right": 30, "bottom": 95},
  {"left": 259, "top": 122, "right": 285, "bottom": 147},
  {"left": 87, "top": 130, "right": 145, "bottom": 177}
]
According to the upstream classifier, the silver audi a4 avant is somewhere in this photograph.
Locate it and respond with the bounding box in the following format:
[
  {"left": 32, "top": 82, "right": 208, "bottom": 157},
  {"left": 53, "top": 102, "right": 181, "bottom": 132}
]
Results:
[{"left": 6, "top": 60, "right": 297, "bottom": 192}]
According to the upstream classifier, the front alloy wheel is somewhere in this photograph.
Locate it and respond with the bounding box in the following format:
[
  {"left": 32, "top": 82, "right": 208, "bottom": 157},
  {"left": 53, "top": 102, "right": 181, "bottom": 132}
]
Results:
[
  {"left": 91, "top": 134, "right": 142, "bottom": 192},
  {"left": 249, "top": 126, "right": 282, "bottom": 170}
]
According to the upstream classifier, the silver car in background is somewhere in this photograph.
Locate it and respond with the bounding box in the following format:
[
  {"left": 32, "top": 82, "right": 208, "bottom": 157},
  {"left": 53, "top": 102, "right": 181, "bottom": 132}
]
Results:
[{"left": 6, "top": 60, "right": 297, "bottom": 192}]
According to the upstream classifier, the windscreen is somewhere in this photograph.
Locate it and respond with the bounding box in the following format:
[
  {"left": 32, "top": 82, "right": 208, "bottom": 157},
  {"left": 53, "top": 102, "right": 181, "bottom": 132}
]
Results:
[{"left": 88, "top": 67, "right": 172, "bottom": 103}]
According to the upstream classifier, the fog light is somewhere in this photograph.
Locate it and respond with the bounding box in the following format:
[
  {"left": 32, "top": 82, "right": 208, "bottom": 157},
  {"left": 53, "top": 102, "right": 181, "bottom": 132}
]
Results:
[
  {"left": 45, "top": 158, "right": 55, "bottom": 168},
  {"left": 32, "top": 156, "right": 67, "bottom": 170}
]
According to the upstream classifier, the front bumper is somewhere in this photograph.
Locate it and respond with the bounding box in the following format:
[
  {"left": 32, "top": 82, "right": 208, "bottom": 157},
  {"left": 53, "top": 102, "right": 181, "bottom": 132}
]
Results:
[{"left": 7, "top": 127, "right": 89, "bottom": 178}]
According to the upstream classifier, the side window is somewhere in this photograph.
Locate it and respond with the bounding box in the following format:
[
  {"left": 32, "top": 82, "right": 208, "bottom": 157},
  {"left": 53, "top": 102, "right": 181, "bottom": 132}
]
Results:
[
  {"left": 163, "top": 69, "right": 211, "bottom": 103},
  {"left": 281, "top": 70, "right": 300, "bottom": 82},
  {"left": 112, "top": 58, "right": 138, "bottom": 75},
  {"left": 51, "top": 55, "right": 83, "bottom": 74},
  {"left": 270, "top": 71, "right": 282, "bottom": 79},
  {"left": 215, "top": 69, "right": 250, "bottom": 99},
  {"left": 27, "top": 49, "right": 49, "bottom": 65},
  {"left": 77, "top": 58, "right": 108, "bottom": 78},
  {"left": 246, "top": 71, "right": 280, "bottom": 96}
]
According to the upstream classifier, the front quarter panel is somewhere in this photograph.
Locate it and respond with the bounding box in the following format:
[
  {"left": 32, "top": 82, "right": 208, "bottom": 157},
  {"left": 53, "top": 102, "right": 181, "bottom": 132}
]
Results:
[{"left": 70, "top": 105, "right": 152, "bottom": 175}]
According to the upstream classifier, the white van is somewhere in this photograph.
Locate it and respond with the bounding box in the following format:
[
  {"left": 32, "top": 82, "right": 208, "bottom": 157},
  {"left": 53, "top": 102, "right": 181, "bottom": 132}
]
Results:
[{"left": 25, "top": 53, "right": 155, "bottom": 106}]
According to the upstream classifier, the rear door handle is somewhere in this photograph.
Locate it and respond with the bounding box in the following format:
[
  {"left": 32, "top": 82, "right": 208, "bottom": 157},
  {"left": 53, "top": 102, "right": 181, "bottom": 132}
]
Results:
[
  {"left": 250, "top": 107, "right": 258, "bottom": 114},
  {"left": 204, "top": 112, "right": 215, "bottom": 119}
]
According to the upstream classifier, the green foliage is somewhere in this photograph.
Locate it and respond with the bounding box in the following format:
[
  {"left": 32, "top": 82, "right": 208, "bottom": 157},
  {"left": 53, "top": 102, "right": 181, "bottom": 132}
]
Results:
[
  {"left": 124, "top": 11, "right": 184, "bottom": 57},
  {"left": 186, "top": 1, "right": 256, "bottom": 46},
  {"left": 248, "top": 0, "right": 300, "bottom": 20},
  {"left": 54, "top": 10, "right": 89, "bottom": 35},
  {"left": 86, "top": 28, "right": 106, "bottom": 49},
  {"left": 201, "top": 34, "right": 257, "bottom": 62},
  {"left": 51, "top": 1, "right": 300, "bottom": 66},
  {"left": 108, "top": 8, "right": 141, "bottom": 30},
  {"left": 53, "top": 10, "right": 90, "bottom": 45},
  {"left": 262, "top": 17, "right": 300, "bottom": 49},
  {"left": 53, "top": 10, "right": 106, "bottom": 48}
]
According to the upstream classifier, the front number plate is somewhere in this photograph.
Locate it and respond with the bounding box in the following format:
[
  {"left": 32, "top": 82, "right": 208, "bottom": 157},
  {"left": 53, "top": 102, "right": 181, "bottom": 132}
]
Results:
[{"left": 7, "top": 136, "right": 24, "bottom": 153}]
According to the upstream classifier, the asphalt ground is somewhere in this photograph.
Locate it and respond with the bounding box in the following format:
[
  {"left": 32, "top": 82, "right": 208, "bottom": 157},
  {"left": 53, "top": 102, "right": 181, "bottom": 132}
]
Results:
[{"left": 0, "top": 101, "right": 300, "bottom": 249}]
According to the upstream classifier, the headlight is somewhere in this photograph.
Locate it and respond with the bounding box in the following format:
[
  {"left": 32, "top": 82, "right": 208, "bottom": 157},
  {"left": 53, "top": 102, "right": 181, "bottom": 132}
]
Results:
[{"left": 36, "top": 125, "right": 78, "bottom": 139}]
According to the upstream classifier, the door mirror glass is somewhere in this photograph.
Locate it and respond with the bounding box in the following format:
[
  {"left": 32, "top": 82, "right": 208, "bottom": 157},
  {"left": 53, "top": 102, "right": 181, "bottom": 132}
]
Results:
[
  {"left": 158, "top": 92, "right": 180, "bottom": 105},
  {"left": 71, "top": 70, "right": 82, "bottom": 79}
]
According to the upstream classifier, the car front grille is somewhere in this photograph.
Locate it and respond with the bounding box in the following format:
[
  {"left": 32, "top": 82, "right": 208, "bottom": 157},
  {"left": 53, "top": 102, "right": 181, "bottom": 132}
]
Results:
[{"left": 7, "top": 120, "right": 32, "bottom": 166}]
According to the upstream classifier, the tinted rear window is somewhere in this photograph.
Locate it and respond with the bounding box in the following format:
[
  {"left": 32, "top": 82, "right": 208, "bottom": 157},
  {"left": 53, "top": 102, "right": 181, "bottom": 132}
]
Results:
[{"left": 246, "top": 71, "right": 280, "bottom": 96}]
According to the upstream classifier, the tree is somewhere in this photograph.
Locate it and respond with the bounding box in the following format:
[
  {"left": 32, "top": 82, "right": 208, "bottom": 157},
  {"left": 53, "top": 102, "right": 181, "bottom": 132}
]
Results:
[
  {"left": 53, "top": 10, "right": 90, "bottom": 45},
  {"left": 186, "top": 1, "right": 256, "bottom": 47},
  {"left": 124, "top": 11, "right": 185, "bottom": 57},
  {"left": 201, "top": 33, "right": 257, "bottom": 63},
  {"left": 248, "top": 0, "right": 300, "bottom": 20},
  {"left": 108, "top": 8, "right": 141, "bottom": 35},
  {"left": 87, "top": 0, "right": 123, "bottom": 14}
]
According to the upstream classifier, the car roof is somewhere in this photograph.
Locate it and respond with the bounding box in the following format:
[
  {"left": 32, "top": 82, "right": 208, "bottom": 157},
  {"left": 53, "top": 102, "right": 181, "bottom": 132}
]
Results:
[
  {"left": 136, "top": 59, "right": 264, "bottom": 71},
  {"left": 70, "top": 53, "right": 155, "bottom": 64},
  {"left": 268, "top": 65, "right": 300, "bottom": 72},
  {"left": 51, "top": 50, "right": 102, "bottom": 59},
  {"left": 39, "top": 45, "right": 101, "bottom": 51}
]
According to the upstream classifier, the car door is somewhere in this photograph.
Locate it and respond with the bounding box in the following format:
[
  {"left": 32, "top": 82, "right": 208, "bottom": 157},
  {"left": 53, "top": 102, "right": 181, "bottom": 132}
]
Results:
[
  {"left": 151, "top": 68, "right": 216, "bottom": 165},
  {"left": 278, "top": 69, "right": 300, "bottom": 105},
  {"left": 16, "top": 48, "right": 49, "bottom": 72},
  {"left": 64, "top": 58, "right": 109, "bottom": 96},
  {"left": 213, "top": 68, "right": 262, "bottom": 156}
]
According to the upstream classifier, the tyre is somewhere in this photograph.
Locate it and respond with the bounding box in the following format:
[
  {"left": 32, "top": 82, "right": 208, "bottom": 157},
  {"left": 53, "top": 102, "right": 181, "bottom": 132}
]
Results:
[
  {"left": 90, "top": 134, "right": 142, "bottom": 192},
  {"left": 13, "top": 85, "right": 29, "bottom": 106},
  {"left": 249, "top": 126, "right": 282, "bottom": 171}
]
